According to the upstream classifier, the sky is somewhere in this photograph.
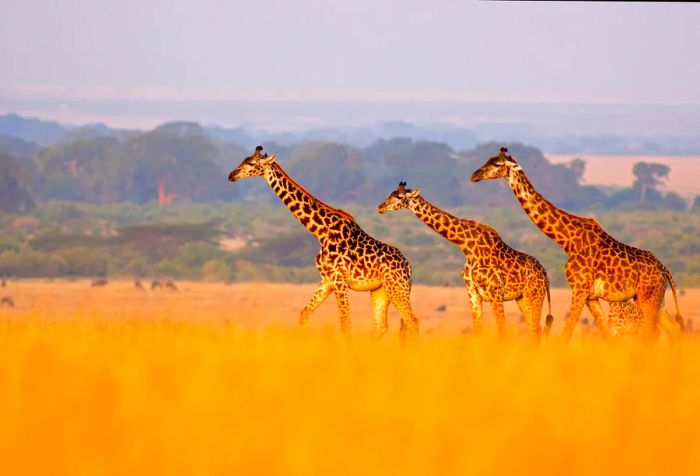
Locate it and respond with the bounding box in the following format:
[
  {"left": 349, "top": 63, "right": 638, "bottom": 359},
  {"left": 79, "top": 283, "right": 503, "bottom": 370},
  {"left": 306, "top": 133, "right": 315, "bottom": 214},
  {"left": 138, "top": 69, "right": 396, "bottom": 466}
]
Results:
[{"left": 1, "top": 0, "right": 700, "bottom": 128}]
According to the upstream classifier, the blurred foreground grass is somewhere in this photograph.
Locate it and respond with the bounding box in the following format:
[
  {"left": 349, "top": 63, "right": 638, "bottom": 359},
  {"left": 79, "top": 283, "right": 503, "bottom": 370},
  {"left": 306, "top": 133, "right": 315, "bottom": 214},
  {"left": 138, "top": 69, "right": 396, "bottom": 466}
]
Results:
[{"left": 0, "top": 282, "right": 699, "bottom": 475}]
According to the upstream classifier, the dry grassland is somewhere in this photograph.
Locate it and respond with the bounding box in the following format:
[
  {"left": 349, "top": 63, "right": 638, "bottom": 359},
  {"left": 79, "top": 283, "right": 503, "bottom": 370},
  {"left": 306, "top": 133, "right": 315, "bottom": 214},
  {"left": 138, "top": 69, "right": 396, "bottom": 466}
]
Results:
[{"left": 1, "top": 280, "right": 700, "bottom": 475}]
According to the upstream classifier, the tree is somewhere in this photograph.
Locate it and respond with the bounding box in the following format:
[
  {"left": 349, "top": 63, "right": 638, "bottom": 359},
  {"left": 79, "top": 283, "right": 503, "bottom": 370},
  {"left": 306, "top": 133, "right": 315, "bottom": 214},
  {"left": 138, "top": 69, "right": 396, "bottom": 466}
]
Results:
[
  {"left": 567, "top": 158, "right": 586, "bottom": 184},
  {"left": 0, "top": 152, "right": 36, "bottom": 213},
  {"left": 35, "top": 137, "right": 127, "bottom": 202},
  {"left": 458, "top": 142, "right": 605, "bottom": 209},
  {"left": 365, "top": 138, "right": 462, "bottom": 206},
  {"left": 126, "top": 130, "right": 231, "bottom": 203},
  {"left": 693, "top": 196, "right": 700, "bottom": 212},
  {"left": 632, "top": 162, "right": 670, "bottom": 202},
  {"left": 286, "top": 141, "right": 367, "bottom": 204}
]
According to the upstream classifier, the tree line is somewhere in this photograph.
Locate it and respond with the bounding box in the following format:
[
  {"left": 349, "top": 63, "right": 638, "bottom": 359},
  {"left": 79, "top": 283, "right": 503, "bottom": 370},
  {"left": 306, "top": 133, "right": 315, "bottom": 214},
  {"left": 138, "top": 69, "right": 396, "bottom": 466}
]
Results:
[{"left": 0, "top": 122, "right": 692, "bottom": 213}]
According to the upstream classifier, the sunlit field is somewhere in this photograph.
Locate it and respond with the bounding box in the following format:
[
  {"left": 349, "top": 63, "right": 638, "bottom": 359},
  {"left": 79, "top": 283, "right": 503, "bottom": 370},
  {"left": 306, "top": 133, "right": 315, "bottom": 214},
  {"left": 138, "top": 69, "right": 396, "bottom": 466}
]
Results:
[{"left": 2, "top": 280, "right": 700, "bottom": 475}]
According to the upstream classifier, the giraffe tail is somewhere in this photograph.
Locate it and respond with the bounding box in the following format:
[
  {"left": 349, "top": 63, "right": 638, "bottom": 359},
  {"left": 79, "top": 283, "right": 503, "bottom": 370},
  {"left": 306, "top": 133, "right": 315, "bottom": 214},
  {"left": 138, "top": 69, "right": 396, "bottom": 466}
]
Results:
[
  {"left": 661, "top": 264, "right": 684, "bottom": 331},
  {"left": 544, "top": 274, "right": 554, "bottom": 337}
]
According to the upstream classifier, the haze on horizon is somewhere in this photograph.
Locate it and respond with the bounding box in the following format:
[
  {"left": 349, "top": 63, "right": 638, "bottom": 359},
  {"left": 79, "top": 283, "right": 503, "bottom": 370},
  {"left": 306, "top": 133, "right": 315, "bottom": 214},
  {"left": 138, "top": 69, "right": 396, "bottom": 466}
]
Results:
[{"left": 1, "top": 0, "right": 699, "bottom": 129}]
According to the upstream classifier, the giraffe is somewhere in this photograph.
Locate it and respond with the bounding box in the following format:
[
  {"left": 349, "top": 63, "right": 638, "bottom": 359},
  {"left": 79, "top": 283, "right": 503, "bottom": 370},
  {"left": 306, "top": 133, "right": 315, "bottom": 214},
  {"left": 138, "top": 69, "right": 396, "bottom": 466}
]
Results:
[
  {"left": 608, "top": 300, "right": 645, "bottom": 337},
  {"left": 377, "top": 181, "right": 553, "bottom": 339},
  {"left": 228, "top": 146, "right": 419, "bottom": 341},
  {"left": 471, "top": 147, "right": 683, "bottom": 342}
]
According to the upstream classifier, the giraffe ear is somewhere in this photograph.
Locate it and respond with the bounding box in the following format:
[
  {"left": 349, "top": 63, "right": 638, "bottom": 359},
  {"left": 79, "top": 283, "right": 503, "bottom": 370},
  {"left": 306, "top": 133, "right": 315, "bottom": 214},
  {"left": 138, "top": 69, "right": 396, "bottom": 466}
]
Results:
[
  {"left": 260, "top": 154, "right": 278, "bottom": 165},
  {"left": 406, "top": 188, "right": 422, "bottom": 199}
]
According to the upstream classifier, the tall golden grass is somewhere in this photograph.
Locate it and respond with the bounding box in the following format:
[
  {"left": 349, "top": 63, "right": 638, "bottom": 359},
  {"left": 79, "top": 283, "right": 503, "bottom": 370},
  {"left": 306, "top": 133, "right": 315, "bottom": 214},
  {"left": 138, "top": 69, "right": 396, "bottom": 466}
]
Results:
[{"left": 1, "top": 281, "right": 699, "bottom": 475}]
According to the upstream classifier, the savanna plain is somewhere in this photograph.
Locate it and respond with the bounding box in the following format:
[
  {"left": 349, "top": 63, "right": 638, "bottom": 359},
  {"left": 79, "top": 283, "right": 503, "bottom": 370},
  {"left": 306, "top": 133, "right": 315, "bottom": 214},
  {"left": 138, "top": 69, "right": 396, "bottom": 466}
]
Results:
[{"left": 1, "top": 280, "right": 700, "bottom": 475}]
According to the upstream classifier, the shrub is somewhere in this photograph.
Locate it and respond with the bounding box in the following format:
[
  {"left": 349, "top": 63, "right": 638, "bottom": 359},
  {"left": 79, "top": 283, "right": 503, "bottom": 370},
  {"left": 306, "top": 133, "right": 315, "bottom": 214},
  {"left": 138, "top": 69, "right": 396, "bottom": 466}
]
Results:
[
  {"left": 60, "top": 247, "right": 110, "bottom": 277},
  {"left": 0, "top": 250, "right": 67, "bottom": 277},
  {"left": 174, "top": 242, "right": 223, "bottom": 270},
  {"left": 201, "top": 260, "right": 231, "bottom": 281},
  {"left": 155, "top": 259, "right": 189, "bottom": 279}
]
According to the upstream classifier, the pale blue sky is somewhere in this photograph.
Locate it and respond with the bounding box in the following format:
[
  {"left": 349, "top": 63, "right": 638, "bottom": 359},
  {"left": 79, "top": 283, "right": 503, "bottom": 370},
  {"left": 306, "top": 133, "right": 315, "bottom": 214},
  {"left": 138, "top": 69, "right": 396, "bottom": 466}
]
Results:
[{"left": 1, "top": 1, "right": 699, "bottom": 127}]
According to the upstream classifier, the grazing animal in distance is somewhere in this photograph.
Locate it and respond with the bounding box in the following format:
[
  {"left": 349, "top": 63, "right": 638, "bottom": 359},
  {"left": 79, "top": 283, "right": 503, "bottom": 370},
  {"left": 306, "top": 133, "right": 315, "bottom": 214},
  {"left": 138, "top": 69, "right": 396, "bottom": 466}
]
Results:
[
  {"left": 471, "top": 147, "right": 683, "bottom": 342},
  {"left": 134, "top": 279, "right": 144, "bottom": 290},
  {"left": 165, "top": 280, "right": 178, "bottom": 291},
  {"left": 91, "top": 278, "right": 108, "bottom": 287},
  {"left": 228, "top": 146, "right": 419, "bottom": 341},
  {"left": 151, "top": 280, "right": 163, "bottom": 290},
  {"left": 1, "top": 296, "right": 15, "bottom": 307},
  {"left": 377, "top": 181, "right": 553, "bottom": 339}
]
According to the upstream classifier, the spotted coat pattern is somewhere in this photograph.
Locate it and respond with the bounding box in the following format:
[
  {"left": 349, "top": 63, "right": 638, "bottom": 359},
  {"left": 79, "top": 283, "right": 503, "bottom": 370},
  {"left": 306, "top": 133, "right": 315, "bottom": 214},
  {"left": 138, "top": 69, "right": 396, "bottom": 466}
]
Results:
[
  {"left": 229, "top": 147, "right": 419, "bottom": 340},
  {"left": 608, "top": 300, "right": 645, "bottom": 337},
  {"left": 471, "top": 148, "right": 683, "bottom": 342},
  {"left": 377, "top": 183, "right": 553, "bottom": 339}
]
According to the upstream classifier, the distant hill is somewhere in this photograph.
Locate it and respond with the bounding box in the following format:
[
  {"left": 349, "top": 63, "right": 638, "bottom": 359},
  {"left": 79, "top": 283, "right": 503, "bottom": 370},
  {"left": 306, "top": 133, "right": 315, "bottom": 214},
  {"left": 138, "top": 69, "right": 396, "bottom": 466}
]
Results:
[
  {"left": 3, "top": 111, "right": 700, "bottom": 154},
  {"left": 0, "top": 113, "right": 65, "bottom": 145},
  {"left": 0, "top": 113, "right": 691, "bottom": 211},
  {"left": 0, "top": 134, "right": 37, "bottom": 158},
  {"left": 204, "top": 120, "right": 478, "bottom": 150}
]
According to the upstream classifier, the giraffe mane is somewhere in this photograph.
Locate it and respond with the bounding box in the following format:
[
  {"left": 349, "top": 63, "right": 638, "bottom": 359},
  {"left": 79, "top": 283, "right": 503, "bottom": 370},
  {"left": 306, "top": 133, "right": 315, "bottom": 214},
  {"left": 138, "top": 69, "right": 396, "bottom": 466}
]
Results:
[{"left": 272, "top": 163, "right": 356, "bottom": 221}]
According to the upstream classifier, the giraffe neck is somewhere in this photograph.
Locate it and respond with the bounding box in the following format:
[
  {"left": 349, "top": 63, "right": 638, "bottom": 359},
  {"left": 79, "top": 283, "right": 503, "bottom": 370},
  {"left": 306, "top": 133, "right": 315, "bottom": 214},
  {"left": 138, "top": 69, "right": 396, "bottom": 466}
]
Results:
[
  {"left": 506, "top": 168, "right": 590, "bottom": 253},
  {"left": 264, "top": 163, "right": 355, "bottom": 240},
  {"left": 407, "top": 196, "right": 474, "bottom": 248}
]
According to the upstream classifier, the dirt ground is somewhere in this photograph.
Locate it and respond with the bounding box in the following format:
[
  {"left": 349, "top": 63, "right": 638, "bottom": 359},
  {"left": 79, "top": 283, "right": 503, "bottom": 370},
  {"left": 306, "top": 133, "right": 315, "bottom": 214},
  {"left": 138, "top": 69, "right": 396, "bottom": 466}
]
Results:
[{"left": 2, "top": 279, "right": 697, "bottom": 337}]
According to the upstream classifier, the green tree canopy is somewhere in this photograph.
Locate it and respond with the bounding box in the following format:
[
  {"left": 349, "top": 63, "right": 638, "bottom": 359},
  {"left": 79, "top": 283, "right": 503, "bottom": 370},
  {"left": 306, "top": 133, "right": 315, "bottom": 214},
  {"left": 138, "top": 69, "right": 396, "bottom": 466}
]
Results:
[
  {"left": 0, "top": 152, "right": 37, "bottom": 213},
  {"left": 632, "top": 162, "right": 670, "bottom": 202}
]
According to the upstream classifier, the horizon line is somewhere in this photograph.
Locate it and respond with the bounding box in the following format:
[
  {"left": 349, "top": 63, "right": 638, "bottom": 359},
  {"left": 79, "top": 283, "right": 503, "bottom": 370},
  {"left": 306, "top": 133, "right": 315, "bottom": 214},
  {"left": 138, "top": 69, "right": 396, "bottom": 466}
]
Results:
[{"left": 2, "top": 84, "right": 700, "bottom": 108}]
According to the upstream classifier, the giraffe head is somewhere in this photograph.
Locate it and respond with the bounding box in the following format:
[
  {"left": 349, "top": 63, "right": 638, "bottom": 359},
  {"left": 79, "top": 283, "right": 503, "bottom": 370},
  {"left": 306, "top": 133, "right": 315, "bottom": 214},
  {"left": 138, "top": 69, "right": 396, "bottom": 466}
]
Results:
[
  {"left": 470, "top": 147, "right": 521, "bottom": 182},
  {"left": 228, "top": 146, "right": 278, "bottom": 182},
  {"left": 376, "top": 181, "right": 422, "bottom": 214}
]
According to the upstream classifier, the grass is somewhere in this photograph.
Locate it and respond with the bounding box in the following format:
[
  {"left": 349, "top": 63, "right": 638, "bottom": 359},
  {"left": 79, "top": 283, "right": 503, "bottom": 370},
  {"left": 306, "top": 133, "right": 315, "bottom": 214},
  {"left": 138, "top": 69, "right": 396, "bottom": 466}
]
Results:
[{"left": 1, "top": 281, "right": 699, "bottom": 475}]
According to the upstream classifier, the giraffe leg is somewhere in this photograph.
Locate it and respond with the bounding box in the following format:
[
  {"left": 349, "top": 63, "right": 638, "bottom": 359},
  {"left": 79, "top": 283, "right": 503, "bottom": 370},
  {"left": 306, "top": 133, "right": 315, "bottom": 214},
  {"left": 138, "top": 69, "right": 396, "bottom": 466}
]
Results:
[
  {"left": 299, "top": 281, "right": 333, "bottom": 326},
  {"left": 516, "top": 296, "right": 541, "bottom": 341},
  {"left": 636, "top": 282, "right": 666, "bottom": 344},
  {"left": 384, "top": 283, "right": 419, "bottom": 344},
  {"left": 491, "top": 297, "right": 508, "bottom": 339},
  {"left": 399, "top": 319, "right": 408, "bottom": 344},
  {"left": 370, "top": 287, "right": 390, "bottom": 339},
  {"left": 638, "top": 299, "right": 662, "bottom": 344},
  {"left": 607, "top": 301, "right": 628, "bottom": 338},
  {"left": 586, "top": 298, "right": 612, "bottom": 339},
  {"left": 562, "top": 289, "right": 587, "bottom": 342},
  {"left": 467, "top": 290, "right": 483, "bottom": 335},
  {"left": 334, "top": 284, "right": 352, "bottom": 336},
  {"left": 394, "top": 298, "right": 419, "bottom": 345},
  {"left": 608, "top": 300, "right": 645, "bottom": 338}
]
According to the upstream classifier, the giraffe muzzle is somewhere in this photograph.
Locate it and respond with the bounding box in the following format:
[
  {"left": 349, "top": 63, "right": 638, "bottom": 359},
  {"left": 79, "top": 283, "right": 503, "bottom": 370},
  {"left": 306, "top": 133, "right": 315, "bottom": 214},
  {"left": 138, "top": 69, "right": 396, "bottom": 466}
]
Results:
[{"left": 228, "top": 171, "right": 239, "bottom": 182}]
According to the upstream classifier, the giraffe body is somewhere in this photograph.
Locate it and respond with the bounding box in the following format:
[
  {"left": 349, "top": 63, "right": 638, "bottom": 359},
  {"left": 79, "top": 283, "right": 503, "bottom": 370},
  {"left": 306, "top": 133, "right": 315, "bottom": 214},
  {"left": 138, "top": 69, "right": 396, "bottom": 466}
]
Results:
[
  {"left": 471, "top": 148, "right": 683, "bottom": 341},
  {"left": 229, "top": 147, "right": 419, "bottom": 340},
  {"left": 377, "top": 182, "right": 553, "bottom": 339}
]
